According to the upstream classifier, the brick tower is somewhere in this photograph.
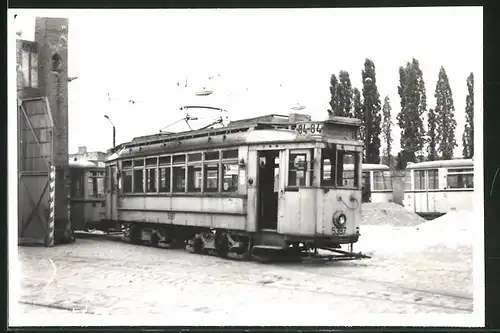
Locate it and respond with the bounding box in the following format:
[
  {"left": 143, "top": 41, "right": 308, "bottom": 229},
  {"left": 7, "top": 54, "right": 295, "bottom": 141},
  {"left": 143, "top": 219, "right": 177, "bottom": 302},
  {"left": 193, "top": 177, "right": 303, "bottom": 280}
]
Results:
[{"left": 34, "top": 17, "right": 73, "bottom": 243}]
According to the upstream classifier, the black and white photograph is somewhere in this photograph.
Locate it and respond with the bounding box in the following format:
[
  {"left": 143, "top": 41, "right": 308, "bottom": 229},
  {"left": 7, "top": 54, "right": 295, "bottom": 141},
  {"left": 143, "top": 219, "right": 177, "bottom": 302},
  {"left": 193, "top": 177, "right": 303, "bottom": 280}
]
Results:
[{"left": 8, "top": 7, "right": 483, "bottom": 327}]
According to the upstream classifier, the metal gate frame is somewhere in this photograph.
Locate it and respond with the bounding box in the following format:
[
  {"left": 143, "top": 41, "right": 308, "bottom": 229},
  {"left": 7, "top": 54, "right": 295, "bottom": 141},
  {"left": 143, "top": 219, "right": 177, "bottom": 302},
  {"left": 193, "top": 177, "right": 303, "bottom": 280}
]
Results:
[{"left": 18, "top": 96, "right": 56, "bottom": 246}]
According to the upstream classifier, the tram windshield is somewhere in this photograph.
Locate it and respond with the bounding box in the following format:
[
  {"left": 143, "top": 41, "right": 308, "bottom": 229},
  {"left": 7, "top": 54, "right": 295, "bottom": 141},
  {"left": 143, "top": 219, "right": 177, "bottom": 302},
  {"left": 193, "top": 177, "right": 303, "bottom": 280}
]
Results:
[
  {"left": 372, "top": 170, "right": 392, "bottom": 190},
  {"left": 321, "top": 148, "right": 361, "bottom": 189}
]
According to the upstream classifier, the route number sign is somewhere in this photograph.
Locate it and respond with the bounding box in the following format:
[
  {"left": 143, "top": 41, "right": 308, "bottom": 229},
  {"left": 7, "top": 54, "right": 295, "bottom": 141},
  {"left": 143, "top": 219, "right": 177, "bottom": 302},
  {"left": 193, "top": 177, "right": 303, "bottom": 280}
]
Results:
[{"left": 295, "top": 123, "right": 323, "bottom": 136}]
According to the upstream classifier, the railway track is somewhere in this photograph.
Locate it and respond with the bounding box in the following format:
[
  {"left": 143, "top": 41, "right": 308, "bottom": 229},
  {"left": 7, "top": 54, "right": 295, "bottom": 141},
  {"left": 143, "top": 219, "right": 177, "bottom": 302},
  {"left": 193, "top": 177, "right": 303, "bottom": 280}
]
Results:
[{"left": 20, "top": 235, "right": 473, "bottom": 314}]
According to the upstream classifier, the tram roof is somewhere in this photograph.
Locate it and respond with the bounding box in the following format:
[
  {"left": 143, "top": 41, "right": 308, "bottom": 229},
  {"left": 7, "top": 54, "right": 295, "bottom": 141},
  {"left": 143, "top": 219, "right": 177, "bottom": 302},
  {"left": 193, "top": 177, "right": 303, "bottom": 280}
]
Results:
[
  {"left": 107, "top": 113, "right": 361, "bottom": 161},
  {"left": 405, "top": 158, "right": 473, "bottom": 170},
  {"left": 69, "top": 159, "right": 103, "bottom": 169},
  {"left": 326, "top": 163, "right": 390, "bottom": 171}
]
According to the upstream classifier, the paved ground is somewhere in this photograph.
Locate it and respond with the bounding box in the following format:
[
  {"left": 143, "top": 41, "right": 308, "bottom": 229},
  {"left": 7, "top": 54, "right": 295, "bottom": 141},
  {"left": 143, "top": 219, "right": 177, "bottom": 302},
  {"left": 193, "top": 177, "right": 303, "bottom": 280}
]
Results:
[{"left": 11, "top": 232, "right": 474, "bottom": 326}]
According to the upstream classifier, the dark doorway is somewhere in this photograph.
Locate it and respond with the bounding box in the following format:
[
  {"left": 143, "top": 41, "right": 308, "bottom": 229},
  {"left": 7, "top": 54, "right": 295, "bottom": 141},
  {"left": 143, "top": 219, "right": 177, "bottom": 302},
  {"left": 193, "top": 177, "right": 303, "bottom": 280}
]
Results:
[{"left": 257, "top": 150, "right": 280, "bottom": 230}]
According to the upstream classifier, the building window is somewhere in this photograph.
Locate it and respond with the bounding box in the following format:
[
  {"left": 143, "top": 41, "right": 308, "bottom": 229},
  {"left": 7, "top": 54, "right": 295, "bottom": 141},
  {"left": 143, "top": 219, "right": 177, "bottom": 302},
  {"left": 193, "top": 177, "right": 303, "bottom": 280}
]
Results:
[
  {"left": 288, "top": 153, "right": 307, "bottom": 186},
  {"left": 146, "top": 168, "right": 156, "bottom": 193},
  {"left": 21, "top": 47, "right": 38, "bottom": 89},
  {"left": 159, "top": 167, "right": 171, "bottom": 193},
  {"left": 188, "top": 165, "right": 202, "bottom": 192},
  {"left": 173, "top": 166, "right": 186, "bottom": 192},
  {"left": 133, "top": 169, "right": 144, "bottom": 193},
  {"left": 204, "top": 163, "right": 219, "bottom": 192},
  {"left": 122, "top": 170, "right": 132, "bottom": 193}
]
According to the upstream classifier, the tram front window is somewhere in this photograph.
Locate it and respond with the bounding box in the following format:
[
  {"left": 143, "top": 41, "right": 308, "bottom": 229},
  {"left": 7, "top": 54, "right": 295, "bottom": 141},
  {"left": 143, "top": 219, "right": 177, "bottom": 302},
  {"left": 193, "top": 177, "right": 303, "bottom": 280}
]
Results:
[{"left": 321, "top": 148, "right": 361, "bottom": 188}]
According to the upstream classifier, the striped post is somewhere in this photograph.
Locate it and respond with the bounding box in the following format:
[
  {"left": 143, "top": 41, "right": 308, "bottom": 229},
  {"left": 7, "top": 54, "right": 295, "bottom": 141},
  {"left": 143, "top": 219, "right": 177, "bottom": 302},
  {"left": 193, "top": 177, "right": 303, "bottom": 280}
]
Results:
[{"left": 46, "top": 165, "right": 56, "bottom": 247}]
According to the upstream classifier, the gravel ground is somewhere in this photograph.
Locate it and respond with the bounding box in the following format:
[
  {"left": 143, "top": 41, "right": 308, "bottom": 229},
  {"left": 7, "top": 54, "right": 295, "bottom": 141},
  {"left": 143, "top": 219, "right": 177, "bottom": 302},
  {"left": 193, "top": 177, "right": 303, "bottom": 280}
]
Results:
[
  {"left": 362, "top": 202, "right": 426, "bottom": 226},
  {"left": 11, "top": 226, "right": 475, "bottom": 327}
]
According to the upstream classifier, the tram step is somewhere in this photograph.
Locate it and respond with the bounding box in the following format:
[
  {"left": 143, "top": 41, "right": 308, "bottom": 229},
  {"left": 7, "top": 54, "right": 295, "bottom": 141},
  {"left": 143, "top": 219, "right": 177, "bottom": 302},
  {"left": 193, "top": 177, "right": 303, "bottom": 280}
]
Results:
[
  {"left": 252, "top": 245, "right": 286, "bottom": 251},
  {"left": 254, "top": 232, "right": 287, "bottom": 248}
]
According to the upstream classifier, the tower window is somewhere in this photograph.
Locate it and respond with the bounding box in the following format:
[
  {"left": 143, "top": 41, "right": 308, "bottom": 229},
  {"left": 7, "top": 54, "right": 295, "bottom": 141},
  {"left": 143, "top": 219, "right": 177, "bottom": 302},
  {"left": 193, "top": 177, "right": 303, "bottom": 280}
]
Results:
[{"left": 51, "top": 53, "right": 63, "bottom": 73}]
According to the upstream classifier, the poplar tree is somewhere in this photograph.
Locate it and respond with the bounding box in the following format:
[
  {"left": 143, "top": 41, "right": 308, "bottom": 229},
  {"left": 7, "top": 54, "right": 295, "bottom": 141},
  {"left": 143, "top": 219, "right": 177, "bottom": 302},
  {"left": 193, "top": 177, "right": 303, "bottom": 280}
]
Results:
[
  {"left": 362, "top": 59, "right": 382, "bottom": 164},
  {"left": 396, "top": 59, "right": 426, "bottom": 164},
  {"left": 434, "top": 66, "right": 457, "bottom": 160},
  {"left": 427, "top": 108, "right": 438, "bottom": 161},
  {"left": 353, "top": 87, "right": 365, "bottom": 143},
  {"left": 381, "top": 96, "right": 393, "bottom": 166},
  {"left": 338, "top": 70, "right": 353, "bottom": 117},
  {"left": 328, "top": 74, "right": 339, "bottom": 116},
  {"left": 462, "top": 72, "right": 474, "bottom": 158}
]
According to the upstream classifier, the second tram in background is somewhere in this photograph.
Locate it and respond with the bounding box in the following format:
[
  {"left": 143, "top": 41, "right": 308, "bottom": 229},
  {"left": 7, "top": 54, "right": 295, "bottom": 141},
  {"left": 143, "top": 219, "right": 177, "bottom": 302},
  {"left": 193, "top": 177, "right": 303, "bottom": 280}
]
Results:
[
  {"left": 326, "top": 163, "right": 394, "bottom": 203},
  {"left": 403, "top": 158, "right": 474, "bottom": 218},
  {"left": 69, "top": 159, "right": 112, "bottom": 231}
]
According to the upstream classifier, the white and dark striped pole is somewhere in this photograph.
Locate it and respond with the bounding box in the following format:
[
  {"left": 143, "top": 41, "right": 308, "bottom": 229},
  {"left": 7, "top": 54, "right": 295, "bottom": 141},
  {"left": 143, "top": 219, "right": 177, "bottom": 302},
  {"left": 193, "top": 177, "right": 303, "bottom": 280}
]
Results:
[{"left": 46, "top": 164, "right": 56, "bottom": 247}]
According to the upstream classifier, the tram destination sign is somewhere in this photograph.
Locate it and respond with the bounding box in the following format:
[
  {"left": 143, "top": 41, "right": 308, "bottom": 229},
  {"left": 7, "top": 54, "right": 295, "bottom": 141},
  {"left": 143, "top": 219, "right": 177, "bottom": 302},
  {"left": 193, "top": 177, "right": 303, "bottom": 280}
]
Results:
[{"left": 295, "top": 122, "right": 323, "bottom": 136}]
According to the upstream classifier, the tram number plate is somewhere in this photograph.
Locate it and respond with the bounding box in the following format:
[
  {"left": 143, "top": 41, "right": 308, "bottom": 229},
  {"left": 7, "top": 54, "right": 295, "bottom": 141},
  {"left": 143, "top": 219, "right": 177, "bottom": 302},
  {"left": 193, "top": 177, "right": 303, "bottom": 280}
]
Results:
[
  {"left": 332, "top": 227, "right": 346, "bottom": 235},
  {"left": 296, "top": 123, "right": 323, "bottom": 135}
]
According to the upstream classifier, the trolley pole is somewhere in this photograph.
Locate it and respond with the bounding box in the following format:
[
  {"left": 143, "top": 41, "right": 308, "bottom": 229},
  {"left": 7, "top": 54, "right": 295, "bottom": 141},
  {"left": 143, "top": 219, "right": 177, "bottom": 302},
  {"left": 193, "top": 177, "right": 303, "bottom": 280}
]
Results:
[{"left": 104, "top": 115, "right": 116, "bottom": 148}]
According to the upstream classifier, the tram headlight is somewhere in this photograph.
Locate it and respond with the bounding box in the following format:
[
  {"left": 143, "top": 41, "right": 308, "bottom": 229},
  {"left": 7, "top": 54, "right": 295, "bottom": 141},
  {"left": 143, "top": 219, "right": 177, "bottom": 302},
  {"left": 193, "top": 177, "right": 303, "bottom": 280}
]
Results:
[{"left": 332, "top": 211, "right": 347, "bottom": 228}]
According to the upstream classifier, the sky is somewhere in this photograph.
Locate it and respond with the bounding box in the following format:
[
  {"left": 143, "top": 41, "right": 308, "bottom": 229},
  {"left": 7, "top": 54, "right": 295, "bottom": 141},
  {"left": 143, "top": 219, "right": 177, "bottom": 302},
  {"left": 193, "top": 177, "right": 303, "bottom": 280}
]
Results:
[{"left": 10, "top": 7, "right": 483, "bottom": 156}]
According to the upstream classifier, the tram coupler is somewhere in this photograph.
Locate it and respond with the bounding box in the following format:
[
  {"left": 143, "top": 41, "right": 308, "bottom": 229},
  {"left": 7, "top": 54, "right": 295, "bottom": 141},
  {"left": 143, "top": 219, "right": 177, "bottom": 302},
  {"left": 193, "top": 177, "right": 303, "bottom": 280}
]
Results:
[{"left": 307, "top": 247, "right": 371, "bottom": 261}]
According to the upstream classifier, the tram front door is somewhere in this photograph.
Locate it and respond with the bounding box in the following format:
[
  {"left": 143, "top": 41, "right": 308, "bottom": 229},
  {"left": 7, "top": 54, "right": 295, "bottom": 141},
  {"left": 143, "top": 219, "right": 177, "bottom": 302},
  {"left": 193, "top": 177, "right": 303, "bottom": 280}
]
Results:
[{"left": 257, "top": 150, "right": 281, "bottom": 231}]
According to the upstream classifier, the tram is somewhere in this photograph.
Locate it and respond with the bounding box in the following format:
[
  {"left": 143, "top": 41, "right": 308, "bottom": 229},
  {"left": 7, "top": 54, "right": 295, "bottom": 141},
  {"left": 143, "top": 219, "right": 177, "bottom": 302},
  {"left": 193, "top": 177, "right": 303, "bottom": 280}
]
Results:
[
  {"left": 103, "top": 113, "right": 368, "bottom": 261},
  {"left": 343, "top": 163, "right": 393, "bottom": 203},
  {"left": 402, "top": 158, "right": 474, "bottom": 218},
  {"left": 69, "top": 159, "right": 110, "bottom": 231}
]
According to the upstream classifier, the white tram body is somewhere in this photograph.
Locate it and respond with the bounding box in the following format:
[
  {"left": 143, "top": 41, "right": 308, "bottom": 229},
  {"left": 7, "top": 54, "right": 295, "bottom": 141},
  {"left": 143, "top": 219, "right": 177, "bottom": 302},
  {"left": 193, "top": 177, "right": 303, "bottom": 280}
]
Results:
[
  {"left": 342, "top": 163, "right": 393, "bottom": 203},
  {"left": 403, "top": 159, "right": 474, "bottom": 218},
  {"left": 103, "top": 114, "right": 364, "bottom": 259}
]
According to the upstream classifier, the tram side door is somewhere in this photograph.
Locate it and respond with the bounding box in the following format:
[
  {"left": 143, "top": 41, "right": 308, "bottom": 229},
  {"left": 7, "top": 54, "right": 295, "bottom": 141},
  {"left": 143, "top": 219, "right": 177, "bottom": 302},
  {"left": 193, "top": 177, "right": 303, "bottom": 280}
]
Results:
[{"left": 256, "top": 149, "right": 283, "bottom": 231}]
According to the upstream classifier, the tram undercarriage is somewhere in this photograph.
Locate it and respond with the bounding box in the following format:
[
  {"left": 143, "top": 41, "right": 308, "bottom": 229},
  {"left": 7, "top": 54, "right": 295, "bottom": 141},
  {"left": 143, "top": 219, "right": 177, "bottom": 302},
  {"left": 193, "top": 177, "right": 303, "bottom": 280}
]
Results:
[{"left": 118, "top": 222, "right": 371, "bottom": 262}]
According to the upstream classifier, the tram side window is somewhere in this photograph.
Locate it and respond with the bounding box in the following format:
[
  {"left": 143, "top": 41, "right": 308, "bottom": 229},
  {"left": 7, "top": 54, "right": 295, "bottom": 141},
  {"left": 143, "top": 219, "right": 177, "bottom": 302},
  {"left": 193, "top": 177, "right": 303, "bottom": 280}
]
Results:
[
  {"left": 288, "top": 153, "right": 307, "bottom": 186},
  {"left": 222, "top": 163, "right": 238, "bottom": 192},
  {"left": 146, "top": 168, "right": 156, "bottom": 193},
  {"left": 222, "top": 149, "right": 239, "bottom": 193},
  {"left": 133, "top": 169, "right": 144, "bottom": 193},
  {"left": 447, "top": 168, "right": 474, "bottom": 189},
  {"left": 321, "top": 149, "right": 335, "bottom": 186},
  {"left": 427, "top": 169, "right": 439, "bottom": 189},
  {"left": 414, "top": 170, "right": 426, "bottom": 190},
  {"left": 159, "top": 167, "right": 171, "bottom": 193},
  {"left": 204, "top": 163, "right": 219, "bottom": 193},
  {"left": 173, "top": 166, "right": 186, "bottom": 192},
  {"left": 88, "top": 172, "right": 105, "bottom": 198},
  {"left": 71, "top": 169, "right": 84, "bottom": 198},
  {"left": 403, "top": 172, "right": 412, "bottom": 191},
  {"left": 373, "top": 171, "right": 392, "bottom": 190},
  {"left": 337, "top": 150, "right": 359, "bottom": 188},
  {"left": 187, "top": 165, "right": 202, "bottom": 192},
  {"left": 104, "top": 167, "right": 108, "bottom": 193},
  {"left": 122, "top": 170, "right": 132, "bottom": 193}
]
